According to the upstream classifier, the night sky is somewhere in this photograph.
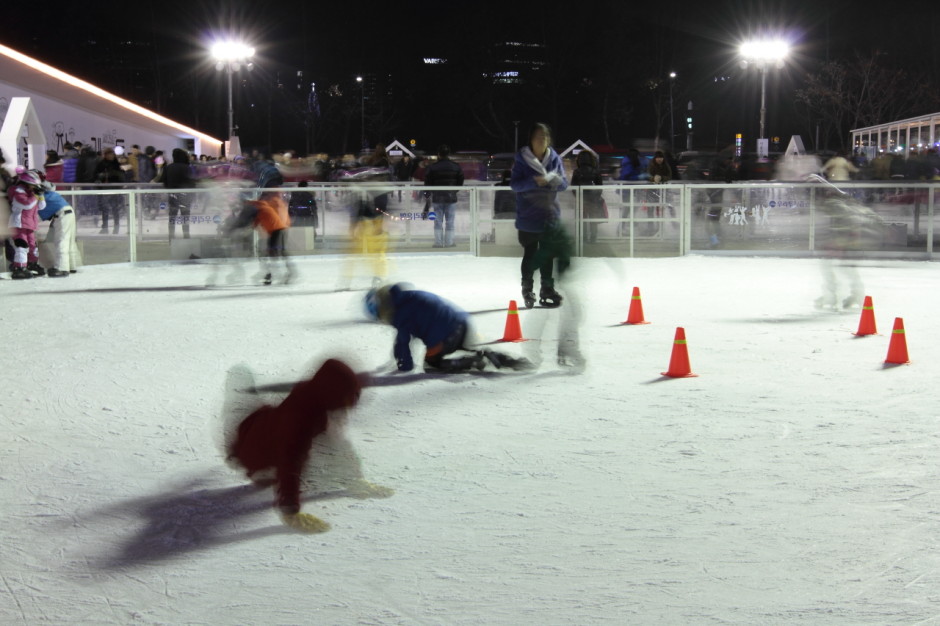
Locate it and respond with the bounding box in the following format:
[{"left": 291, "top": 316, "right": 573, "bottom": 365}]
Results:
[{"left": 4, "top": 0, "right": 938, "bottom": 155}]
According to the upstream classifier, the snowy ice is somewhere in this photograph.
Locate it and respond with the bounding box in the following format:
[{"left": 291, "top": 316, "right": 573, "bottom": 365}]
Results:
[{"left": 2, "top": 253, "right": 939, "bottom": 624}]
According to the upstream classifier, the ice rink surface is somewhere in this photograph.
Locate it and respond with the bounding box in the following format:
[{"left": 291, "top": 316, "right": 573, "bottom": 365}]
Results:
[{"left": 3, "top": 253, "right": 939, "bottom": 625}]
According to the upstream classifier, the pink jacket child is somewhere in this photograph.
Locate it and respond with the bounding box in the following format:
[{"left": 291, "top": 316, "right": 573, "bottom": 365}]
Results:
[{"left": 7, "top": 169, "right": 46, "bottom": 279}]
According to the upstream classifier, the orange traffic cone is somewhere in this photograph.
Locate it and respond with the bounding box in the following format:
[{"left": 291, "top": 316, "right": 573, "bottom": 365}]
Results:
[
  {"left": 500, "top": 300, "right": 527, "bottom": 342},
  {"left": 662, "top": 327, "right": 698, "bottom": 378},
  {"left": 853, "top": 295, "right": 877, "bottom": 336},
  {"left": 884, "top": 317, "right": 910, "bottom": 364},
  {"left": 622, "top": 286, "right": 651, "bottom": 325}
]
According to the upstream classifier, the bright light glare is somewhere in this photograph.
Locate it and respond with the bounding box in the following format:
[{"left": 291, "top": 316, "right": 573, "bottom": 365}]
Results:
[
  {"left": 740, "top": 40, "right": 789, "bottom": 61},
  {"left": 211, "top": 41, "right": 255, "bottom": 61}
]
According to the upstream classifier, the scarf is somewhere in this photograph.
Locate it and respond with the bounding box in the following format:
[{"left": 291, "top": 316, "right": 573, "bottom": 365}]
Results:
[{"left": 521, "top": 147, "right": 562, "bottom": 187}]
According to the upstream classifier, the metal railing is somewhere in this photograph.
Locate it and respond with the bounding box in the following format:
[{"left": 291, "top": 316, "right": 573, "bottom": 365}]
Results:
[{"left": 34, "top": 180, "right": 939, "bottom": 268}]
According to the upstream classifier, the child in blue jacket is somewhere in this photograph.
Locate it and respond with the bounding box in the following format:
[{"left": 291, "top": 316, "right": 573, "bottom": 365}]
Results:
[{"left": 365, "top": 283, "right": 532, "bottom": 373}]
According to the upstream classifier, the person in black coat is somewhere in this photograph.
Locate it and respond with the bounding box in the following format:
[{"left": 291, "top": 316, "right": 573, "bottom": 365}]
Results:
[
  {"left": 570, "top": 151, "right": 605, "bottom": 243},
  {"left": 423, "top": 144, "right": 464, "bottom": 247},
  {"left": 163, "top": 148, "right": 195, "bottom": 240},
  {"left": 94, "top": 148, "right": 125, "bottom": 234}
]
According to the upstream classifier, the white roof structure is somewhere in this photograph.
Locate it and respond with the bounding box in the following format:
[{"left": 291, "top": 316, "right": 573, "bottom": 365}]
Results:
[
  {"left": 559, "top": 139, "right": 597, "bottom": 158},
  {"left": 384, "top": 139, "right": 415, "bottom": 158},
  {"left": 851, "top": 112, "right": 940, "bottom": 157},
  {"left": 0, "top": 43, "right": 221, "bottom": 169}
]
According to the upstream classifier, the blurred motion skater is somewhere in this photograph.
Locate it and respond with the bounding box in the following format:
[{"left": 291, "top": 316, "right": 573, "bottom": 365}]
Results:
[
  {"left": 365, "top": 283, "right": 533, "bottom": 373},
  {"left": 511, "top": 123, "right": 570, "bottom": 308},
  {"left": 246, "top": 191, "right": 294, "bottom": 285},
  {"left": 338, "top": 169, "right": 392, "bottom": 290},
  {"left": 225, "top": 358, "right": 391, "bottom": 533},
  {"left": 814, "top": 189, "right": 883, "bottom": 310}
]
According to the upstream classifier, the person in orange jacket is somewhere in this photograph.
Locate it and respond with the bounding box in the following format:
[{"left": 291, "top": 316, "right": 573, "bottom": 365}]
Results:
[
  {"left": 228, "top": 191, "right": 295, "bottom": 285},
  {"left": 226, "top": 358, "right": 391, "bottom": 533}
]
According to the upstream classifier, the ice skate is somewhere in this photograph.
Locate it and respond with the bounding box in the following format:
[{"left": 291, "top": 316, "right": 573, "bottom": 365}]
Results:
[
  {"left": 539, "top": 284, "right": 563, "bottom": 308},
  {"left": 842, "top": 294, "right": 863, "bottom": 309},
  {"left": 28, "top": 262, "right": 46, "bottom": 277},
  {"left": 521, "top": 279, "right": 536, "bottom": 309},
  {"left": 814, "top": 295, "right": 836, "bottom": 310},
  {"left": 481, "top": 350, "right": 535, "bottom": 371},
  {"left": 11, "top": 266, "right": 33, "bottom": 280},
  {"left": 432, "top": 352, "right": 488, "bottom": 372},
  {"left": 557, "top": 346, "right": 586, "bottom": 371}
]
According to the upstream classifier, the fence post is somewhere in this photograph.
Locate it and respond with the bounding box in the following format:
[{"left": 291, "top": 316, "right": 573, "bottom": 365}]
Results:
[
  {"left": 929, "top": 185, "right": 935, "bottom": 261},
  {"left": 127, "top": 189, "right": 137, "bottom": 263},
  {"left": 680, "top": 184, "right": 690, "bottom": 255},
  {"left": 470, "top": 187, "right": 479, "bottom": 256},
  {"left": 574, "top": 187, "right": 582, "bottom": 258},
  {"left": 808, "top": 184, "right": 816, "bottom": 253}
]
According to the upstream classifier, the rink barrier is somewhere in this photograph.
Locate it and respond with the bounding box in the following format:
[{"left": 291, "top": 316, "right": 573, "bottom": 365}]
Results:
[{"left": 38, "top": 180, "right": 940, "bottom": 267}]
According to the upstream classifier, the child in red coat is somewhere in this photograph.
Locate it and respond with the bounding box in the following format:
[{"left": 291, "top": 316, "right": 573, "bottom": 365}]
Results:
[{"left": 227, "top": 358, "right": 389, "bottom": 532}]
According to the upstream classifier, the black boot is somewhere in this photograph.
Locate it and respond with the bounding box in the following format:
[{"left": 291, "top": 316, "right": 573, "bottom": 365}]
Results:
[
  {"left": 539, "top": 283, "right": 563, "bottom": 308},
  {"left": 11, "top": 266, "right": 33, "bottom": 280},
  {"left": 27, "top": 262, "right": 46, "bottom": 276},
  {"left": 521, "top": 279, "right": 536, "bottom": 309},
  {"left": 481, "top": 350, "right": 535, "bottom": 371}
]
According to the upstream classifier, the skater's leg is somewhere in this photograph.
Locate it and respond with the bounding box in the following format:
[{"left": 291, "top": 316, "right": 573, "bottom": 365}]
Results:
[{"left": 518, "top": 230, "right": 540, "bottom": 308}]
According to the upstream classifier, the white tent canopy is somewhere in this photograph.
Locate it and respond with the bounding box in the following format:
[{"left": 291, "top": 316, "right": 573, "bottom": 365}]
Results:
[
  {"left": 0, "top": 43, "right": 222, "bottom": 168},
  {"left": 0, "top": 97, "right": 47, "bottom": 171}
]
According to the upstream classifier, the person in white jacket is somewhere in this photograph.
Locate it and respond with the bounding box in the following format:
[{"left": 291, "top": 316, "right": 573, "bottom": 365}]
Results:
[{"left": 822, "top": 152, "right": 858, "bottom": 181}]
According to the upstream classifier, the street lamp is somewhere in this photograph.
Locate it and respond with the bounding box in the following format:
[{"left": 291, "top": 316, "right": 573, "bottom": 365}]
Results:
[
  {"left": 356, "top": 75, "right": 364, "bottom": 150},
  {"left": 739, "top": 39, "right": 788, "bottom": 146},
  {"left": 212, "top": 40, "right": 255, "bottom": 157},
  {"left": 668, "top": 72, "right": 676, "bottom": 153}
]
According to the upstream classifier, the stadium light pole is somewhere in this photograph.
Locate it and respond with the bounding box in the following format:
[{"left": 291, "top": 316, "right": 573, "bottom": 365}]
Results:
[
  {"left": 356, "top": 75, "right": 365, "bottom": 150},
  {"left": 739, "top": 39, "right": 788, "bottom": 142},
  {"left": 212, "top": 40, "right": 255, "bottom": 157},
  {"left": 668, "top": 72, "right": 676, "bottom": 152}
]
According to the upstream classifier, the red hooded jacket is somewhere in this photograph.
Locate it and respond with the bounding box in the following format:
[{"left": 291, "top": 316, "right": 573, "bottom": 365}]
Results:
[{"left": 229, "top": 359, "right": 361, "bottom": 513}]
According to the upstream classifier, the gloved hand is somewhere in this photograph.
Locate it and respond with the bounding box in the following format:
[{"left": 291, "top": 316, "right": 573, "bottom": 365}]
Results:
[
  {"left": 282, "top": 512, "right": 330, "bottom": 533},
  {"left": 397, "top": 357, "right": 414, "bottom": 372}
]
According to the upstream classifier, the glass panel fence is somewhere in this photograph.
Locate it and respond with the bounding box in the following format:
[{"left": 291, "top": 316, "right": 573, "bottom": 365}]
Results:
[{"left": 29, "top": 181, "right": 938, "bottom": 270}]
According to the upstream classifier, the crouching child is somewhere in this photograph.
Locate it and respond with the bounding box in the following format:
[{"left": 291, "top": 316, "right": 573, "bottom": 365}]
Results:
[
  {"left": 365, "top": 283, "right": 533, "bottom": 373},
  {"left": 226, "top": 358, "right": 391, "bottom": 533}
]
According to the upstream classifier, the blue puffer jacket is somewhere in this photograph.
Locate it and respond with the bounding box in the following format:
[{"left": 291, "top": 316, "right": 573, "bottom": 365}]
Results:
[
  {"left": 62, "top": 158, "right": 78, "bottom": 183},
  {"left": 510, "top": 148, "right": 568, "bottom": 233},
  {"left": 388, "top": 284, "right": 469, "bottom": 371},
  {"left": 38, "top": 190, "right": 71, "bottom": 220}
]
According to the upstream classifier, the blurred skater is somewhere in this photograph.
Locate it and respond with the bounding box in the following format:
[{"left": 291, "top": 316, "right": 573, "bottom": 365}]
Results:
[
  {"left": 814, "top": 192, "right": 882, "bottom": 310},
  {"left": 225, "top": 358, "right": 391, "bottom": 533},
  {"left": 247, "top": 191, "right": 294, "bottom": 285},
  {"left": 365, "top": 283, "right": 533, "bottom": 373},
  {"left": 337, "top": 184, "right": 390, "bottom": 290}
]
